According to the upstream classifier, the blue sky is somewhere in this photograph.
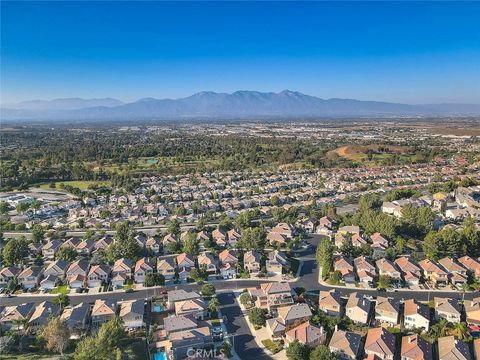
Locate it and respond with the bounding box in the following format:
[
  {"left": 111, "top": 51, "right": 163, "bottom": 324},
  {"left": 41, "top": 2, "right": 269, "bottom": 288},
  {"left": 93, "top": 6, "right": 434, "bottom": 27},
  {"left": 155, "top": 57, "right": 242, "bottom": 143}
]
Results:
[{"left": 1, "top": 1, "right": 480, "bottom": 104}]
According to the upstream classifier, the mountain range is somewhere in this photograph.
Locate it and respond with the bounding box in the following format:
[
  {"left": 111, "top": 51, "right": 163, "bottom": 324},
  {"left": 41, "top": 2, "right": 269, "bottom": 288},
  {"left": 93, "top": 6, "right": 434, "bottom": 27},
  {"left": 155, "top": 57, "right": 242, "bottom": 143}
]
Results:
[{"left": 2, "top": 90, "right": 480, "bottom": 121}]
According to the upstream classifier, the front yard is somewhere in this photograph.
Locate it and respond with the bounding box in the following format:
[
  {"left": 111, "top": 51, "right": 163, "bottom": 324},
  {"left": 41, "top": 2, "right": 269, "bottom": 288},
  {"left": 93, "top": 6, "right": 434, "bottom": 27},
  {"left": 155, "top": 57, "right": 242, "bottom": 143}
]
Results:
[{"left": 261, "top": 339, "right": 284, "bottom": 354}]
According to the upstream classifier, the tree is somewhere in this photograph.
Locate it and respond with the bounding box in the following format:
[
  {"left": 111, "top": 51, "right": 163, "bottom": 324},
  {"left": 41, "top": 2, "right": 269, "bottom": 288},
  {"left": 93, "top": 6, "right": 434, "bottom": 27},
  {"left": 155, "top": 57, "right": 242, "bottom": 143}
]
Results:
[
  {"left": 238, "top": 227, "right": 266, "bottom": 250},
  {"left": 309, "top": 345, "right": 337, "bottom": 360},
  {"left": 208, "top": 297, "right": 219, "bottom": 314},
  {"left": 248, "top": 308, "right": 266, "bottom": 328},
  {"left": 316, "top": 238, "right": 333, "bottom": 279},
  {"left": 0, "top": 201, "right": 9, "bottom": 214},
  {"left": 168, "top": 219, "right": 181, "bottom": 235},
  {"left": 16, "top": 202, "right": 29, "bottom": 213},
  {"left": 239, "top": 292, "right": 253, "bottom": 307},
  {"left": 115, "top": 222, "right": 131, "bottom": 242},
  {"left": 201, "top": 283, "right": 216, "bottom": 297},
  {"left": 31, "top": 224, "right": 46, "bottom": 242},
  {"left": 74, "top": 317, "right": 125, "bottom": 360},
  {"left": 2, "top": 237, "right": 29, "bottom": 266},
  {"left": 190, "top": 265, "right": 208, "bottom": 283},
  {"left": 54, "top": 293, "right": 70, "bottom": 309},
  {"left": 456, "top": 321, "right": 471, "bottom": 341},
  {"left": 144, "top": 273, "right": 165, "bottom": 287},
  {"left": 183, "top": 233, "right": 200, "bottom": 255},
  {"left": 56, "top": 246, "right": 78, "bottom": 262},
  {"left": 286, "top": 340, "right": 310, "bottom": 360},
  {"left": 221, "top": 341, "right": 232, "bottom": 358},
  {"left": 166, "top": 241, "right": 182, "bottom": 254},
  {"left": 41, "top": 317, "right": 70, "bottom": 355}
]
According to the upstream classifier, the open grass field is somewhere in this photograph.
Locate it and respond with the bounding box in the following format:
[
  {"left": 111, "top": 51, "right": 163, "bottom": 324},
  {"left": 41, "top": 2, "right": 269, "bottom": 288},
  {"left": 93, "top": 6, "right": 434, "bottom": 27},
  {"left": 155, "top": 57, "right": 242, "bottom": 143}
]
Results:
[
  {"left": 35, "top": 180, "right": 111, "bottom": 190},
  {"left": 328, "top": 144, "right": 412, "bottom": 163}
]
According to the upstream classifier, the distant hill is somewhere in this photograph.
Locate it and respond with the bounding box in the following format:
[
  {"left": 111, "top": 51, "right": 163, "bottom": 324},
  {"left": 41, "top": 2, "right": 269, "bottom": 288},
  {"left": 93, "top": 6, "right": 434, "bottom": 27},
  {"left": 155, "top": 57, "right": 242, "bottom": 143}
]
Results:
[{"left": 2, "top": 90, "right": 480, "bottom": 121}]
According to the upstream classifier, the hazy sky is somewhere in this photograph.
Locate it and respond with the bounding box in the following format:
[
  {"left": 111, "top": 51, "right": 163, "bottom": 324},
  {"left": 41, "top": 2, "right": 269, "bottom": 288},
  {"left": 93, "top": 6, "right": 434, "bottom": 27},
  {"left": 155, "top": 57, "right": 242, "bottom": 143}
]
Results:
[{"left": 1, "top": 1, "right": 480, "bottom": 104}]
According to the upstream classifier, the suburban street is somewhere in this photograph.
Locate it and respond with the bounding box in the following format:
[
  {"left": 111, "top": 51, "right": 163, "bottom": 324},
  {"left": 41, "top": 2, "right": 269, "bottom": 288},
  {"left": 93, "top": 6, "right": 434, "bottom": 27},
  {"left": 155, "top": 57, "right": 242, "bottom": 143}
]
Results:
[{"left": 218, "top": 292, "right": 272, "bottom": 360}]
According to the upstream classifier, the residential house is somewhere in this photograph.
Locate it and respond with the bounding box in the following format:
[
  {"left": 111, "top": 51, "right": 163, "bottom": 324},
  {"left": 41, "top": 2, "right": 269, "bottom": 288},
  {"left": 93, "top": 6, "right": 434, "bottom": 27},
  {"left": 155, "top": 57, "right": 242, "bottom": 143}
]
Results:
[
  {"left": 244, "top": 250, "right": 262, "bottom": 274},
  {"left": 41, "top": 239, "right": 62, "bottom": 259},
  {"left": 168, "top": 324, "right": 213, "bottom": 360},
  {"left": 401, "top": 335, "right": 432, "bottom": 360},
  {"left": 94, "top": 236, "right": 114, "bottom": 253},
  {"left": 66, "top": 259, "right": 90, "bottom": 278},
  {"left": 285, "top": 321, "right": 326, "bottom": 347},
  {"left": 329, "top": 330, "right": 362, "bottom": 360},
  {"left": 44, "top": 259, "right": 68, "bottom": 279},
  {"left": 458, "top": 256, "right": 480, "bottom": 279},
  {"left": 395, "top": 257, "right": 421, "bottom": 287},
  {"left": 465, "top": 297, "right": 480, "bottom": 326},
  {"left": 376, "top": 259, "right": 401, "bottom": 282},
  {"left": 438, "top": 257, "right": 468, "bottom": 285},
  {"left": 120, "top": 299, "right": 145, "bottom": 331},
  {"left": 318, "top": 290, "right": 343, "bottom": 317},
  {"left": 146, "top": 236, "right": 161, "bottom": 255},
  {"left": 419, "top": 259, "right": 448, "bottom": 286},
  {"left": 438, "top": 336, "right": 471, "bottom": 360},
  {"left": 162, "top": 234, "right": 178, "bottom": 253},
  {"left": 0, "top": 303, "right": 35, "bottom": 331},
  {"left": 163, "top": 315, "right": 198, "bottom": 336},
  {"left": 167, "top": 289, "right": 201, "bottom": 310},
  {"left": 197, "top": 253, "right": 217, "bottom": 276},
  {"left": 157, "top": 258, "right": 176, "bottom": 280},
  {"left": 266, "top": 250, "right": 290, "bottom": 276},
  {"left": 39, "top": 274, "right": 59, "bottom": 291},
  {"left": 212, "top": 228, "right": 227, "bottom": 247},
  {"left": 134, "top": 257, "right": 154, "bottom": 284},
  {"left": 67, "top": 273, "right": 86, "bottom": 289},
  {"left": 112, "top": 258, "right": 133, "bottom": 278},
  {"left": 434, "top": 298, "right": 462, "bottom": 323},
  {"left": 28, "top": 301, "right": 60, "bottom": 333},
  {"left": 0, "top": 267, "right": 20, "bottom": 287},
  {"left": 227, "top": 229, "right": 241, "bottom": 247},
  {"left": 403, "top": 299, "right": 430, "bottom": 331},
  {"left": 354, "top": 256, "right": 376, "bottom": 287},
  {"left": 18, "top": 266, "right": 43, "bottom": 289},
  {"left": 60, "top": 302, "right": 91, "bottom": 332},
  {"left": 345, "top": 292, "right": 371, "bottom": 325},
  {"left": 375, "top": 297, "right": 400, "bottom": 326},
  {"left": 219, "top": 249, "right": 238, "bottom": 279},
  {"left": 174, "top": 299, "right": 206, "bottom": 320},
  {"left": 267, "top": 303, "right": 312, "bottom": 337},
  {"left": 248, "top": 282, "right": 294, "bottom": 314},
  {"left": 76, "top": 239, "right": 95, "bottom": 256},
  {"left": 112, "top": 273, "right": 127, "bottom": 288},
  {"left": 371, "top": 233, "right": 389, "bottom": 258},
  {"left": 91, "top": 299, "right": 117, "bottom": 327},
  {"left": 334, "top": 256, "right": 355, "bottom": 285},
  {"left": 364, "top": 327, "right": 396, "bottom": 360},
  {"left": 267, "top": 231, "right": 288, "bottom": 247},
  {"left": 87, "top": 264, "right": 111, "bottom": 288},
  {"left": 271, "top": 223, "right": 294, "bottom": 239}
]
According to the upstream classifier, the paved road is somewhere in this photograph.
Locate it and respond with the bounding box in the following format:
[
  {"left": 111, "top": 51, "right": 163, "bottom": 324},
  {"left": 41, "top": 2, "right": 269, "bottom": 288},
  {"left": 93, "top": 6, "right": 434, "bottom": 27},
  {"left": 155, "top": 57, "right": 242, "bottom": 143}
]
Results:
[
  {"left": 0, "top": 280, "right": 270, "bottom": 306},
  {"left": 218, "top": 292, "right": 271, "bottom": 360}
]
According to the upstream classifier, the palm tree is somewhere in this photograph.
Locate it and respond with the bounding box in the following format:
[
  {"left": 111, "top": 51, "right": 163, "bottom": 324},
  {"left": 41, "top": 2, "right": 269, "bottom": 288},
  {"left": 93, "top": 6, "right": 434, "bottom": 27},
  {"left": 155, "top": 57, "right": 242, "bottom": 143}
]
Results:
[{"left": 456, "top": 322, "right": 471, "bottom": 341}]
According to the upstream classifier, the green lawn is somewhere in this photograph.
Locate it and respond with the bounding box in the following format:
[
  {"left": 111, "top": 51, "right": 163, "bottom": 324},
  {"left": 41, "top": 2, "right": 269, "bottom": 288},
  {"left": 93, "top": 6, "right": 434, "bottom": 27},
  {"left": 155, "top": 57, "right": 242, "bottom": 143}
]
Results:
[
  {"left": 261, "top": 339, "right": 283, "bottom": 354},
  {"left": 34, "top": 180, "right": 111, "bottom": 190},
  {"left": 51, "top": 285, "right": 69, "bottom": 295}
]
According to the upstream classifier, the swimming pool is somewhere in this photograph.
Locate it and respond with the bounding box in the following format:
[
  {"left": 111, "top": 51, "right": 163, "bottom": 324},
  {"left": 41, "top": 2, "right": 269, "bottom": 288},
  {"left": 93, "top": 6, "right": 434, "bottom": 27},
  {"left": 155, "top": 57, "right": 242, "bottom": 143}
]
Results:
[
  {"left": 152, "top": 304, "right": 164, "bottom": 313},
  {"left": 154, "top": 352, "right": 167, "bottom": 360}
]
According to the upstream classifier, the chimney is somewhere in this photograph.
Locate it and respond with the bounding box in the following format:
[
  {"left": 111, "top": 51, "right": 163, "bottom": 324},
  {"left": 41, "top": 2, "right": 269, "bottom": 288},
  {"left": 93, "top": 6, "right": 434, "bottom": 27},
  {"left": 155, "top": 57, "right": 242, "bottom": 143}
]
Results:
[{"left": 334, "top": 325, "right": 338, "bottom": 332}]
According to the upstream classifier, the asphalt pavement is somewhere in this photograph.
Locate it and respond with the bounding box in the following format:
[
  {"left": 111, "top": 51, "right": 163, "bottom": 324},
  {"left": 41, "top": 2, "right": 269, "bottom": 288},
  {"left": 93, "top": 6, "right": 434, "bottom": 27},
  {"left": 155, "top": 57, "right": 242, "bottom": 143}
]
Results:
[{"left": 217, "top": 292, "right": 271, "bottom": 360}]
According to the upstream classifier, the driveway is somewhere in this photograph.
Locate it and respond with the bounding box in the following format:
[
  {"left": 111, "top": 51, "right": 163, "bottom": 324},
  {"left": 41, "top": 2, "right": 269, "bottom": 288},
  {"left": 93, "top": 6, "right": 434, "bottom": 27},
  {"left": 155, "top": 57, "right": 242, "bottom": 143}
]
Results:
[{"left": 217, "top": 292, "right": 271, "bottom": 360}]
